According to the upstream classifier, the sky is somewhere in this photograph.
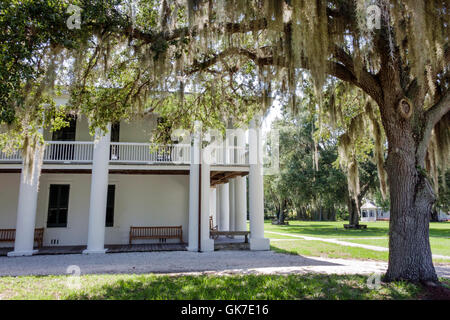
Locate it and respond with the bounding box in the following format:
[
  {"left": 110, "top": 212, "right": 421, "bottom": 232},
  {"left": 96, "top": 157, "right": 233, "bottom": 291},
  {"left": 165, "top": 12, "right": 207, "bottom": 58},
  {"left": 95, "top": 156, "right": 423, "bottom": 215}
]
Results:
[{"left": 261, "top": 100, "right": 282, "bottom": 133}]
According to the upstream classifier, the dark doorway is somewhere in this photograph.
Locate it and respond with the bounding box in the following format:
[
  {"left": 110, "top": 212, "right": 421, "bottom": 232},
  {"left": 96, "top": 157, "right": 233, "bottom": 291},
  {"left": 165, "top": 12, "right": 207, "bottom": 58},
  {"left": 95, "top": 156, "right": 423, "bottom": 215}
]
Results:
[
  {"left": 50, "top": 115, "right": 77, "bottom": 160},
  {"left": 110, "top": 122, "right": 120, "bottom": 160}
]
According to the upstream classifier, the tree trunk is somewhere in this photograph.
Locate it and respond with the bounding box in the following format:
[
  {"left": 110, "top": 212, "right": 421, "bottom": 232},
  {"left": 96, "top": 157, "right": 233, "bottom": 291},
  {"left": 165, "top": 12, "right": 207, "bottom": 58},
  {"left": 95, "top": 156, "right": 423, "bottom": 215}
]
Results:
[
  {"left": 279, "top": 199, "right": 286, "bottom": 224},
  {"left": 430, "top": 207, "right": 439, "bottom": 222},
  {"left": 382, "top": 109, "right": 438, "bottom": 282},
  {"left": 347, "top": 196, "right": 360, "bottom": 226}
]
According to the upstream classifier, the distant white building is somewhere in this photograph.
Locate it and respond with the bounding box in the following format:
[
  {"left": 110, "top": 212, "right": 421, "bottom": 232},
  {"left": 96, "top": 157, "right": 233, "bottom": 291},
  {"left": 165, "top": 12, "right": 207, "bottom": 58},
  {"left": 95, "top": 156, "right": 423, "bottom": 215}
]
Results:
[
  {"left": 360, "top": 202, "right": 390, "bottom": 222},
  {"left": 438, "top": 210, "right": 450, "bottom": 222}
]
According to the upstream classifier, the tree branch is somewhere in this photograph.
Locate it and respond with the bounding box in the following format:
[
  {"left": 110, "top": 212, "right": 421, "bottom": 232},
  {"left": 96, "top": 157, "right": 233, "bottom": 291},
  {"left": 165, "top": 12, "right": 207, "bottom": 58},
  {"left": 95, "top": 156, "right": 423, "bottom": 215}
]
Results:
[{"left": 416, "top": 89, "right": 450, "bottom": 165}]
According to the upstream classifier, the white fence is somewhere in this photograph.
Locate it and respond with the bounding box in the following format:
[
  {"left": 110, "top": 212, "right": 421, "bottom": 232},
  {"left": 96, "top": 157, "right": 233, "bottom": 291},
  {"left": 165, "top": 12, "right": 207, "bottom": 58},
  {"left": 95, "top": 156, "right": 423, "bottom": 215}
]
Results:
[
  {"left": 0, "top": 141, "right": 248, "bottom": 165},
  {"left": 109, "top": 143, "right": 191, "bottom": 164}
]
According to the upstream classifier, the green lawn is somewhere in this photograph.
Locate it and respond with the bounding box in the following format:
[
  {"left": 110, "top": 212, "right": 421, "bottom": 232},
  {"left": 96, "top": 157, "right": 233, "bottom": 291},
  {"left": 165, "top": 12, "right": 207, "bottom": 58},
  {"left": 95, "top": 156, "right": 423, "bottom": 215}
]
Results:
[
  {"left": 0, "top": 273, "right": 429, "bottom": 300},
  {"left": 270, "top": 240, "right": 389, "bottom": 261},
  {"left": 264, "top": 220, "right": 450, "bottom": 263},
  {"left": 264, "top": 220, "right": 450, "bottom": 238}
]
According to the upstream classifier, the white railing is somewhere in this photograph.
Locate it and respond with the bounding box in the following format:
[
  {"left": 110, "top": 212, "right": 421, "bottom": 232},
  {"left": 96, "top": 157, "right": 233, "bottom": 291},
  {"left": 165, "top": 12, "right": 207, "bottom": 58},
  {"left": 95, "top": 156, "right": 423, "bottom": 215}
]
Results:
[
  {"left": 213, "top": 146, "right": 247, "bottom": 165},
  {"left": 44, "top": 141, "right": 94, "bottom": 163},
  {"left": 110, "top": 143, "right": 191, "bottom": 164},
  {"left": 0, "top": 149, "right": 21, "bottom": 162},
  {"left": 0, "top": 141, "right": 248, "bottom": 165}
]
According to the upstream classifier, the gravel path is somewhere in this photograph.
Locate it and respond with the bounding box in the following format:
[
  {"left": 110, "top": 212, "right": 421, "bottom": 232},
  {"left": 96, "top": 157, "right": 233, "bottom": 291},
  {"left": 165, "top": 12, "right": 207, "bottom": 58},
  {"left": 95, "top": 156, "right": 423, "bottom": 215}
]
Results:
[
  {"left": 0, "top": 251, "right": 449, "bottom": 278},
  {"left": 266, "top": 231, "right": 450, "bottom": 260}
]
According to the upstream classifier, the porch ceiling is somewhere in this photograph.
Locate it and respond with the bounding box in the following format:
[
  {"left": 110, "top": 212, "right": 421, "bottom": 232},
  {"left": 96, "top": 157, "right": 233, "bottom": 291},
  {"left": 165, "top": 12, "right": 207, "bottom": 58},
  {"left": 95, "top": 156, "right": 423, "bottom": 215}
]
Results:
[
  {"left": 210, "top": 170, "right": 248, "bottom": 186},
  {"left": 0, "top": 167, "right": 248, "bottom": 186}
]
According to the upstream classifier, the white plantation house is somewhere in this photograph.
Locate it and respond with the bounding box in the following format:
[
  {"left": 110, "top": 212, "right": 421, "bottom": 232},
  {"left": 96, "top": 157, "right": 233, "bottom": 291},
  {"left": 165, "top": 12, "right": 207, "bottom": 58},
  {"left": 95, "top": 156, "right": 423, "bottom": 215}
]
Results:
[{"left": 0, "top": 96, "right": 270, "bottom": 256}]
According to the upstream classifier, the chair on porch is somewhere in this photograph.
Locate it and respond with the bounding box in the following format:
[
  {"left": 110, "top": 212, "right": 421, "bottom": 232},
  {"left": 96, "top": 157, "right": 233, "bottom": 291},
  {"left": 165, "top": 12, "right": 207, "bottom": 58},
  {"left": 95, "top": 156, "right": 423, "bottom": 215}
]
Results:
[{"left": 209, "top": 216, "right": 219, "bottom": 239}]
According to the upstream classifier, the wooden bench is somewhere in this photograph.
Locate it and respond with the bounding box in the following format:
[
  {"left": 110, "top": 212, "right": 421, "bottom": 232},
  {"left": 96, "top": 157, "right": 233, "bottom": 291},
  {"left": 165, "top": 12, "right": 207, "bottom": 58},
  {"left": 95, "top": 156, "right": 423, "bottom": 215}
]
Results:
[
  {"left": 129, "top": 226, "right": 183, "bottom": 244},
  {"left": 209, "top": 231, "right": 250, "bottom": 243},
  {"left": 0, "top": 228, "right": 44, "bottom": 248}
]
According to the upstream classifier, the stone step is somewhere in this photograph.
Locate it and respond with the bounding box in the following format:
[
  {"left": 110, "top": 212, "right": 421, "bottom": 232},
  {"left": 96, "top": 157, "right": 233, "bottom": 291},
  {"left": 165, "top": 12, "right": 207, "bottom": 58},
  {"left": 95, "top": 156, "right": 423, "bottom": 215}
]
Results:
[{"left": 214, "top": 242, "right": 250, "bottom": 251}]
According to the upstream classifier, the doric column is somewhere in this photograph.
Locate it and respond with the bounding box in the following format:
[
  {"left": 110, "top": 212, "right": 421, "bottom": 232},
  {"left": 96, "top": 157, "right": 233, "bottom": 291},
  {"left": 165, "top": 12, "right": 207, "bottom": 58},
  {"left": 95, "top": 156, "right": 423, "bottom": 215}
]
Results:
[
  {"left": 248, "top": 118, "right": 270, "bottom": 250},
  {"left": 229, "top": 178, "right": 236, "bottom": 231},
  {"left": 83, "top": 124, "right": 111, "bottom": 254},
  {"left": 200, "top": 154, "right": 214, "bottom": 252},
  {"left": 234, "top": 176, "right": 247, "bottom": 232},
  {"left": 187, "top": 121, "right": 201, "bottom": 252},
  {"left": 210, "top": 187, "right": 217, "bottom": 227},
  {"left": 218, "top": 183, "right": 229, "bottom": 231},
  {"left": 216, "top": 185, "right": 221, "bottom": 228},
  {"left": 8, "top": 130, "right": 44, "bottom": 257},
  {"left": 218, "top": 129, "right": 230, "bottom": 231},
  {"left": 234, "top": 127, "right": 247, "bottom": 232}
]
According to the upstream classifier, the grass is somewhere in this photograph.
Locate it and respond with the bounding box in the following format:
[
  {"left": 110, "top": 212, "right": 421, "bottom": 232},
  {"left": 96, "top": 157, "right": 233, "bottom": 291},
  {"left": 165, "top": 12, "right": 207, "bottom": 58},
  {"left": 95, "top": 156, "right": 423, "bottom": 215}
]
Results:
[
  {"left": 264, "top": 220, "right": 450, "bottom": 263},
  {"left": 264, "top": 220, "right": 450, "bottom": 239},
  {"left": 1, "top": 220, "right": 448, "bottom": 300},
  {"left": 270, "top": 240, "right": 389, "bottom": 261},
  {"left": 0, "top": 273, "right": 426, "bottom": 300}
]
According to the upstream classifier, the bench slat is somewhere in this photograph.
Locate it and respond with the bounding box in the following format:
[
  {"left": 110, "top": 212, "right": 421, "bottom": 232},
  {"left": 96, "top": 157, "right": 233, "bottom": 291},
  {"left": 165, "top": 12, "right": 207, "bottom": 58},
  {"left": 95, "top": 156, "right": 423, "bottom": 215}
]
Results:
[
  {"left": 0, "top": 228, "right": 44, "bottom": 248},
  {"left": 129, "top": 226, "right": 183, "bottom": 244}
]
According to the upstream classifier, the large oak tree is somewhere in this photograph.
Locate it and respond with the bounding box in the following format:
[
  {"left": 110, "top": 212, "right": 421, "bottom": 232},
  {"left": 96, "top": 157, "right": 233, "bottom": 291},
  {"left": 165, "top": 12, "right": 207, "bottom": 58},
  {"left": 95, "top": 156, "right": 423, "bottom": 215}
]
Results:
[{"left": 1, "top": 0, "right": 449, "bottom": 282}]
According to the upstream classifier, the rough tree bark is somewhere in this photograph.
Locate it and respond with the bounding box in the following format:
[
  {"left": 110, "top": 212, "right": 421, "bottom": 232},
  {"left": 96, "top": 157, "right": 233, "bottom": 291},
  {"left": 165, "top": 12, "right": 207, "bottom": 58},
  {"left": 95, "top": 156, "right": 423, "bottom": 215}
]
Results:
[
  {"left": 381, "top": 99, "right": 439, "bottom": 282},
  {"left": 347, "top": 197, "right": 360, "bottom": 226}
]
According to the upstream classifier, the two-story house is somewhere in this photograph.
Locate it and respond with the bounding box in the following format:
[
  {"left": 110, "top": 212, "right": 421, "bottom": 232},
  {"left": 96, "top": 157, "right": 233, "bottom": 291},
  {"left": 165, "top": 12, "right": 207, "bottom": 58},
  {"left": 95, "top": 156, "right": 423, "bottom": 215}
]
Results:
[{"left": 0, "top": 95, "right": 270, "bottom": 256}]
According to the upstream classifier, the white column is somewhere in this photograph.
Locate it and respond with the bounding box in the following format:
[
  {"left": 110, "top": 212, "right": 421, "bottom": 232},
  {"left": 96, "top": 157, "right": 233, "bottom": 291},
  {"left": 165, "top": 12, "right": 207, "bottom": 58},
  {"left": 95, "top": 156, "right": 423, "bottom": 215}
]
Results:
[
  {"left": 187, "top": 121, "right": 201, "bottom": 252},
  {"left": 8, "top": 131, "right": 44, "bottom": 257},
  {"left": 249, "top": 118, "right": 270, "bottom": 250},
  {"left": 200, "top": 156, "right": 214, "bottom": 252},
  {"left": 216, "top": 186, "right": 221, "bottom": 229},
  {"left": 218, "top": 183, "right": 229, "bottom": 231},
  {"left": 229, "top": 178, "right": 236, "bottom": 231},
  {"left": 83, "top": 124, "right": 111, "bottom": 254},
  {"left": 210, "top": 187, "right": 217, "bottom": 226},
  {"left": 235, "top": 175, "right": 247, "bottom": 232},
  {"left": 235, "top": 128, "right": 247, "bottom": 232}
]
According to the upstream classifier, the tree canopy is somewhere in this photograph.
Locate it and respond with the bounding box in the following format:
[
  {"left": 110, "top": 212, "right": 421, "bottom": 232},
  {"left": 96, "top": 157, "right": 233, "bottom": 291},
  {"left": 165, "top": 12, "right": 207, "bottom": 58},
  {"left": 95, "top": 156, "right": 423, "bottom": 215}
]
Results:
[{"left": 0, "top": 0, "right": 449, "bottom": 283}]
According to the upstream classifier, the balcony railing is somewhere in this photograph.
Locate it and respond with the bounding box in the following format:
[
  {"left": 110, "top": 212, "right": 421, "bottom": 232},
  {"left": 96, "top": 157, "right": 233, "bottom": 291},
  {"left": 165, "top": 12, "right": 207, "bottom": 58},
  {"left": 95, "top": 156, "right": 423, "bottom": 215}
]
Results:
[
  {"left": 110, "top": 143, "right": 190, "bottom": 164},
  {"left": 0, "top": 141, "right": 248, "bottom": 165}
]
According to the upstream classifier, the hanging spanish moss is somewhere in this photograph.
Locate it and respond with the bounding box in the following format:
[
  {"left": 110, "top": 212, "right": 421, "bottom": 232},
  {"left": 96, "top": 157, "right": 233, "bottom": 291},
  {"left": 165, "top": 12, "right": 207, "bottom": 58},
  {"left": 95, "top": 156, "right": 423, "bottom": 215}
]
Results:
[
  {"left": 365, "top": 100, "right": 387, "bottom": 199},
  {"left": 426, "top": 112, "right": 450, "bottom": 193}
]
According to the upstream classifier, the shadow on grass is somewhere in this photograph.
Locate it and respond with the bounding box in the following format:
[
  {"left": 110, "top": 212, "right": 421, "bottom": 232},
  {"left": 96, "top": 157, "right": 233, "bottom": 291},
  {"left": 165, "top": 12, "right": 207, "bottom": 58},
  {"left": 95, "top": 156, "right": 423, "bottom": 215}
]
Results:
[
  {"left": 266, "top": 222, "right": 450, "bottom": 238},
  {"left": 65, "top": 274, "right": 421, "bottom": 300}
]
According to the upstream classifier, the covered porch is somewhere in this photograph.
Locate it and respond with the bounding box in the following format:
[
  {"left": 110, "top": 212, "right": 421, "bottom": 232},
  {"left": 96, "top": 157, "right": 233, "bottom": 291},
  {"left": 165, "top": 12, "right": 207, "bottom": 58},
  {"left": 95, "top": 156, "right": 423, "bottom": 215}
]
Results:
[
  {"left": 2, "top": 118, "right": 270, "bottom": 256},
  {"left": 0, "top": 243, "right": 187, "bottom": 256}
]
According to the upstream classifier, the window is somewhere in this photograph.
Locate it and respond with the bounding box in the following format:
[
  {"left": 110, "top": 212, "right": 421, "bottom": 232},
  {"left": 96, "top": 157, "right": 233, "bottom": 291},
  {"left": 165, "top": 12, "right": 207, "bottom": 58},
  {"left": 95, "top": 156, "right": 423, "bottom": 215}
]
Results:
[
  {"left": 51, "top": 115, "right": 77, "bottom": 160},
  {"left": 111, "top": 122, "right": 120, "bottom": 142},
  {"left": 47, "top": 184, "right": 70, "bottom": 228},
  {"left": 106, "top": 185, "right": 116, "bottom": 227},
  {"left": 52, "top": 115, "right": 77, "bottom": 141},
  {"left": 110, "top": 122, "right": 120, "bottom": 160}
]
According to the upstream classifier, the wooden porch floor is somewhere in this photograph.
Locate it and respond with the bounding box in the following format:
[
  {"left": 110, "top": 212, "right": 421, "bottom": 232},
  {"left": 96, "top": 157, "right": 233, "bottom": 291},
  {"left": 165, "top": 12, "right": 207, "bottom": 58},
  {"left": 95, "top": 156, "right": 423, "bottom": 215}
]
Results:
[{"left": 0, "top": 243, "right": 187, "bottom": 256}]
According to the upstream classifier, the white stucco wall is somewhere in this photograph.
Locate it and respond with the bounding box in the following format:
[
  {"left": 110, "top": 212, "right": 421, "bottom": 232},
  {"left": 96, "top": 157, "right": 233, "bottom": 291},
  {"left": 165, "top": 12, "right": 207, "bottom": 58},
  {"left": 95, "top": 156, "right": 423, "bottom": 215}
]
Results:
[
  {"left": 43, "top": 114, "right": 158, "bottom": 143},
  {"left": 0, "top": 173, "right": 189, "bottom": 247}
]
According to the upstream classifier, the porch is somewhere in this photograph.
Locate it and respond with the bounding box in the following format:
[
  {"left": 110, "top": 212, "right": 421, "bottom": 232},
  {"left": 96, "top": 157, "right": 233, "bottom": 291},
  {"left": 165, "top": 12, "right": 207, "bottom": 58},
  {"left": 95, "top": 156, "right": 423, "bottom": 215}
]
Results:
[
  {"left": 0, "top": 237, "right": 249, "bottom": 256},
  {"left": 0, "top": 243, "right": 187, "bottom": 256},
  {"left": 0, "top": 118, "right": 270, "bottom": 256}
]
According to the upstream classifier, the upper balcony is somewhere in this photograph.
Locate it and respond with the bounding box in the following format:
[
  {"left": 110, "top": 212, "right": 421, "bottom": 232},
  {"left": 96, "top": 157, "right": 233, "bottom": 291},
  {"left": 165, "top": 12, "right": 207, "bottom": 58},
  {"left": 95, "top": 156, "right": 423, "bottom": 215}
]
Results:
[
  {"left": 0, "top": 111, "right": 249, "bottom": 170},
  {"left": 0, "top": 141, "right": 249, "bottom": 166}
]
